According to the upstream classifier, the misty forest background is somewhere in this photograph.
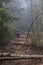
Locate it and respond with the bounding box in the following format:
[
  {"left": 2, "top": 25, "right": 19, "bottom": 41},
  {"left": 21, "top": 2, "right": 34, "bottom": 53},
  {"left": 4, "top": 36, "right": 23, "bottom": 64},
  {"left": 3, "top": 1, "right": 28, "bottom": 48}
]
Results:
[
  {"left": 0, "top": 0, "right": 43, "bottom": 47},
  {"left": 5, "top": 0, "right": 43, "bottom": 32}
]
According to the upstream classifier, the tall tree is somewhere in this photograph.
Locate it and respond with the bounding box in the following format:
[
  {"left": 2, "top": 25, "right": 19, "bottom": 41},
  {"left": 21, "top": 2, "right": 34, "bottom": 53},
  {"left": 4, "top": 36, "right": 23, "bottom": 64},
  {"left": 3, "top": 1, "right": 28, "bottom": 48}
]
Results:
[{"left": 0, "top": 1, "right": 18, "bottom": 46}]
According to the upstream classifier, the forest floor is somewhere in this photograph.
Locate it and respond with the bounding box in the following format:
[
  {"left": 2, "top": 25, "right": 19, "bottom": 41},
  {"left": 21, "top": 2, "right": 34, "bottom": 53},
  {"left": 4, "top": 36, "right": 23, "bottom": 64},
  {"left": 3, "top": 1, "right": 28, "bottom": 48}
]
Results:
[{"left": 0, "top": 32, "right": 43, "bottom": 55}]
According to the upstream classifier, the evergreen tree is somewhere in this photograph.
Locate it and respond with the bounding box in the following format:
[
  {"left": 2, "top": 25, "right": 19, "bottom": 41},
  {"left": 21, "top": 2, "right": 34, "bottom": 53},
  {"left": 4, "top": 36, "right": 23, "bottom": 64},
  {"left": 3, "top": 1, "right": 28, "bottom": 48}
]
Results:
[{"left": 0, "top": 1, "right": 18, "bottom": 46}]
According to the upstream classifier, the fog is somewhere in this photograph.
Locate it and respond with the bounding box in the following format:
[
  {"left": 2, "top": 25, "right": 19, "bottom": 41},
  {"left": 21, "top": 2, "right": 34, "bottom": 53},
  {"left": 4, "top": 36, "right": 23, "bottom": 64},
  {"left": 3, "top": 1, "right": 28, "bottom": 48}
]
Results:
[{"left": 6, "top": 0, "right": 43, "bottom": 32}]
